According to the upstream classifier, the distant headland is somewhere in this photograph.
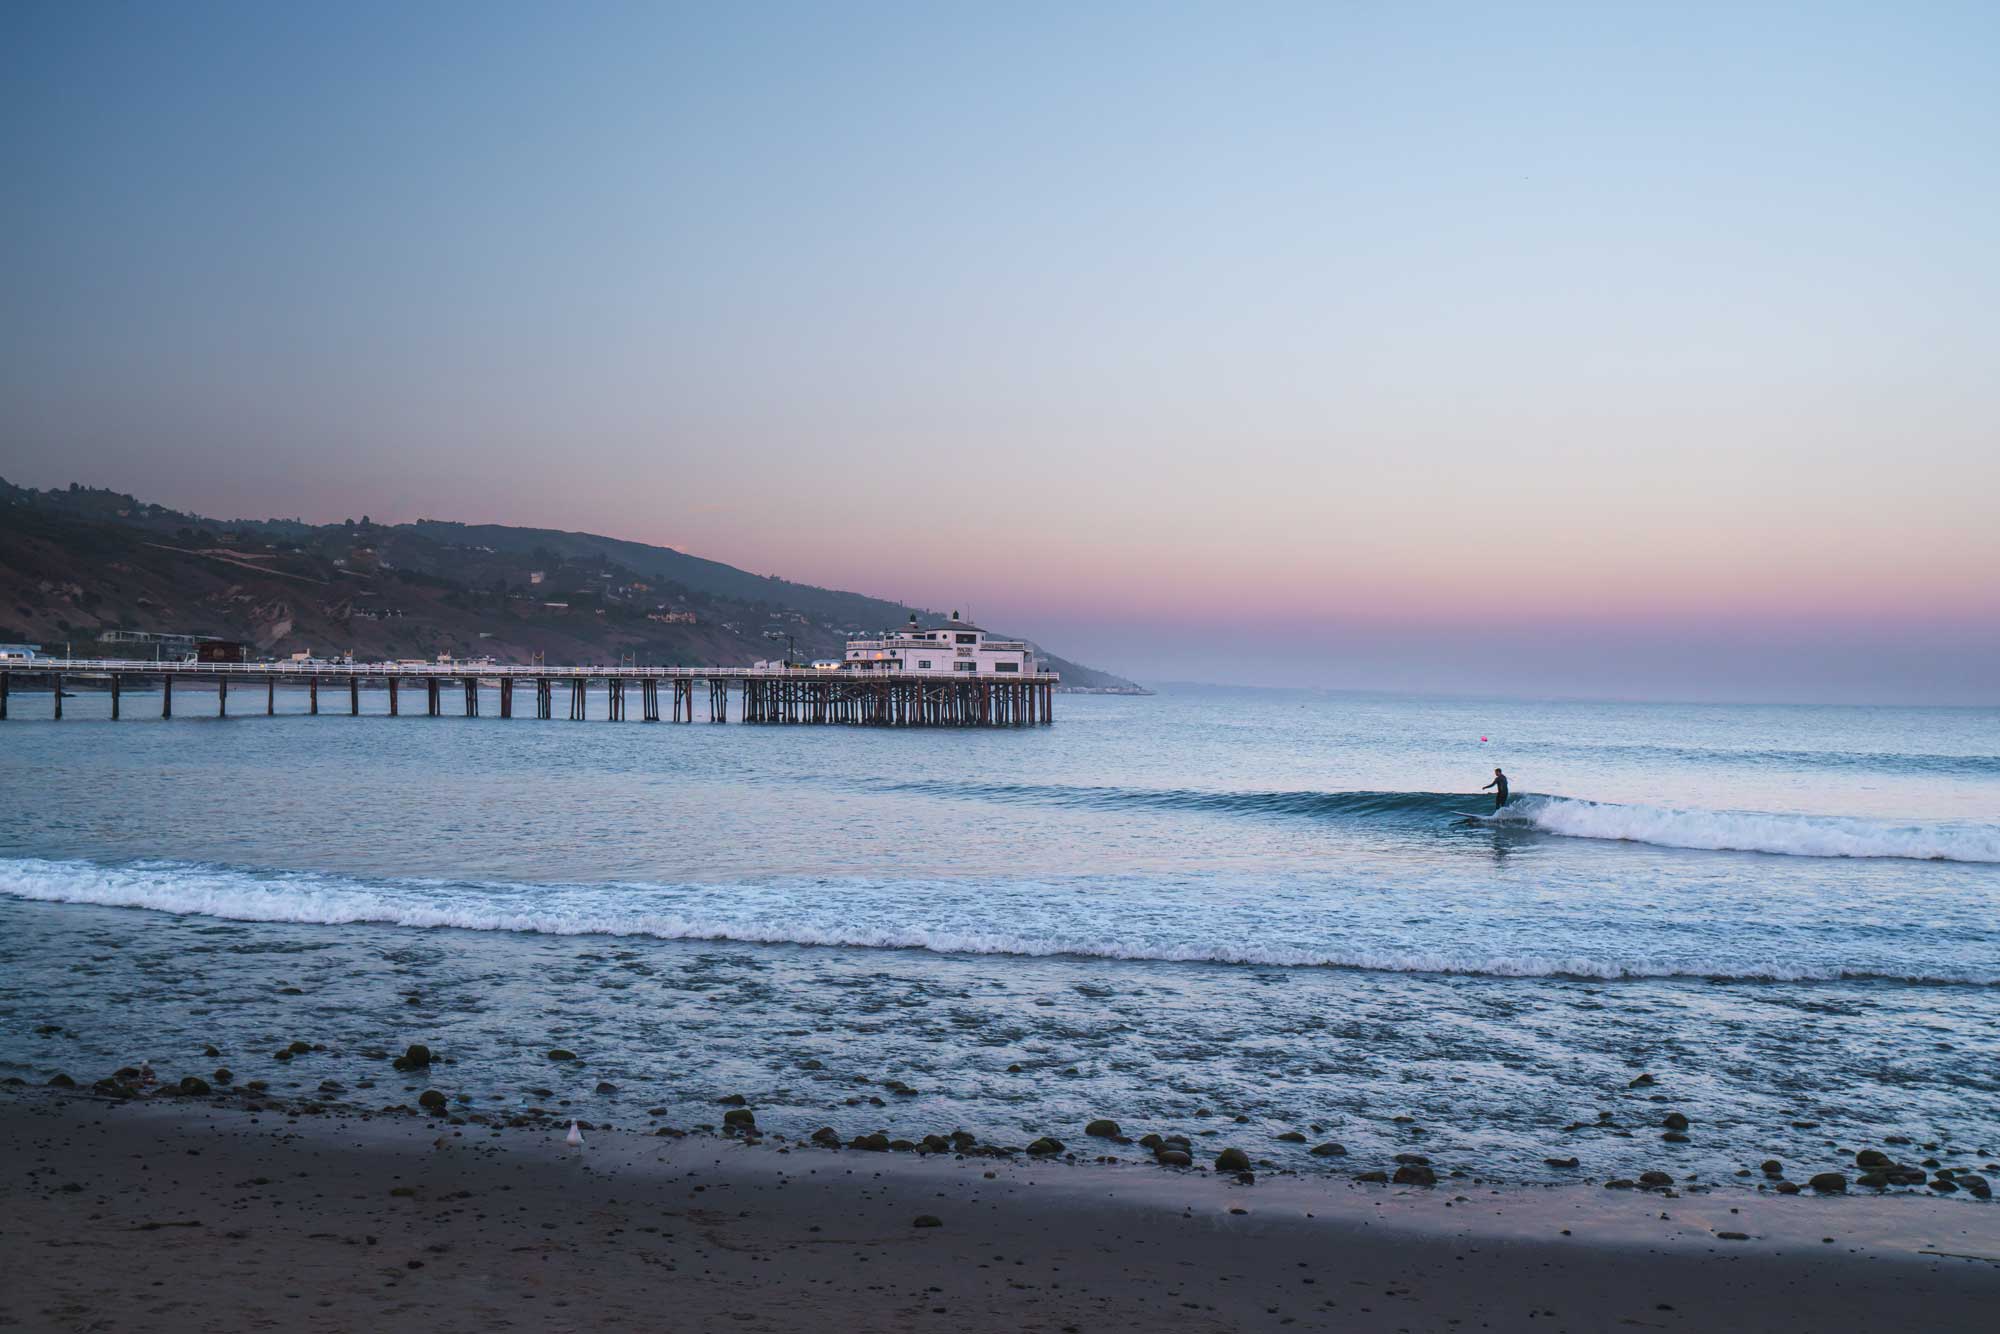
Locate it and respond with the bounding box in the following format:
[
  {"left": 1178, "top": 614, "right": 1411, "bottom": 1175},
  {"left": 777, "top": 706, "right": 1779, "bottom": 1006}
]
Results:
[{"left": 0, "top": 478, "right": 1148, "bottom": 692}]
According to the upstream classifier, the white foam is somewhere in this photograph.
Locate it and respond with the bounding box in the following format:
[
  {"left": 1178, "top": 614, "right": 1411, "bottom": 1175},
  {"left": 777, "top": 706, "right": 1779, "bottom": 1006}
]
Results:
[
  {"left": 1507, "top": 796, "right": 2000, "bottom": 863},
  {"left": 1, "top": 857, "right": 1991, "bottom": 985}
]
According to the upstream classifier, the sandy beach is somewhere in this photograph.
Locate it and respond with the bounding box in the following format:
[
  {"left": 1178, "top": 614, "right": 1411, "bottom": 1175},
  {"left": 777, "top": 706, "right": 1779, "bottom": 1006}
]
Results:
[{"left": 3, "top": 1087, "right": 1995, "bottom": 1333}]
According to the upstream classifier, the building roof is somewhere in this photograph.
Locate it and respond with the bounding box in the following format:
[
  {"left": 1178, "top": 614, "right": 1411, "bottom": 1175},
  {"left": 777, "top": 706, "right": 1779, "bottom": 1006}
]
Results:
[{"left": 895, "top": 611, "right": 987, "bottom": 634}]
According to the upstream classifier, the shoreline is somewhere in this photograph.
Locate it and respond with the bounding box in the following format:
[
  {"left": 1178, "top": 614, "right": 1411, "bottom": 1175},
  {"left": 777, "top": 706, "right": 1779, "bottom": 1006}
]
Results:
[
  {"left": 4, "top": 1087, "right": 1995, "bottom": 1332},
  {"left": 7, "top": 1020, "right": 1996, "bottom": 1199}
]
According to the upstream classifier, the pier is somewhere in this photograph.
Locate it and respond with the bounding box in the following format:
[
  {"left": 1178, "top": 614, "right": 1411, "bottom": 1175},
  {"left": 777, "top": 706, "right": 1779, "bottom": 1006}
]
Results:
[{"left": 0, "top": 660, "right": 1055, "bottom": 727}]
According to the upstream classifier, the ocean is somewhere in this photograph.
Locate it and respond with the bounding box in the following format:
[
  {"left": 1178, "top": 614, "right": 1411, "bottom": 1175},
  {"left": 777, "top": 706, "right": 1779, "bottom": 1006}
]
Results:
[{"left": 3, "top": 683, "right": 1996, "bottom": 1183}]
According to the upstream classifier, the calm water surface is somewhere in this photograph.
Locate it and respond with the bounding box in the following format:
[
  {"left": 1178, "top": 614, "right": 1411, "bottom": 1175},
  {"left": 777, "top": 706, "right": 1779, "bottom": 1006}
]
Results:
[{"left": 3, "top": 684, "right": 1996, "bottom": 1184}]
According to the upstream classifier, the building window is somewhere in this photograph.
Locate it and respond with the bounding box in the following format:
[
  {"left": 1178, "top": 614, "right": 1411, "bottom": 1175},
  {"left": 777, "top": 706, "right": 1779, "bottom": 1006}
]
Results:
[
  {"left": 995, "top": 662, "right": 1019, "bottom": 672},
  {"left": 955, "top": 633, "right": 976, "bottom": 645},
  {"left": 918, "top": 660, "right": 932, "bottom": 669},
  {"left": 954, "top": 661, "right": 976, "bottom": 672}
]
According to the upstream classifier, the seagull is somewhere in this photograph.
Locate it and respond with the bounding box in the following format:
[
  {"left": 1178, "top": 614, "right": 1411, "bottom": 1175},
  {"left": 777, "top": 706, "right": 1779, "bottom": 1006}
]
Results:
[{"left": 566, "top": 1120, "right": 584, "bottom": 1147}]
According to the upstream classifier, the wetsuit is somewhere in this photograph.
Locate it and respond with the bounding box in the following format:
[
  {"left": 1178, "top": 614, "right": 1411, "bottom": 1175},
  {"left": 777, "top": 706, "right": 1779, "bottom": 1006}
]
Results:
[{"left": 1483, "top": 772, "right": 1509, "bottom": 810}]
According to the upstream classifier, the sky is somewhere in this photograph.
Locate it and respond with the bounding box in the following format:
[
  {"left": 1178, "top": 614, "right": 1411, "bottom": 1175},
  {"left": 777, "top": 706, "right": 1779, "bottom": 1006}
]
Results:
[{"left": 3, "top": 1, "right": 1996, "bottom": 702}]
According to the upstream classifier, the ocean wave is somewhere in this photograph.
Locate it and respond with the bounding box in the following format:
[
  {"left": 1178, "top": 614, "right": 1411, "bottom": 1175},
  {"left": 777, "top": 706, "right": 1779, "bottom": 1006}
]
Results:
[
  {"left": 1502, "top": 796, "right": 2000, "bottom": 863},
  {"left": 877, "top": 780, "right": 2000, "bottom": 863},
  {"left": 0, "top": 857, "right": 1992, "bottom": 985},
  {"left": 877, "top": 781, "right": 1468, "bottom": 820}
]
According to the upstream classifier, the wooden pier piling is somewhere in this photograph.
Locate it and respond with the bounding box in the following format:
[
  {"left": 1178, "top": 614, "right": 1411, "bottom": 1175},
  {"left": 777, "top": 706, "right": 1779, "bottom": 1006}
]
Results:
[{"left": 0, "top": 661, "right": 1057, "bottom": 731}]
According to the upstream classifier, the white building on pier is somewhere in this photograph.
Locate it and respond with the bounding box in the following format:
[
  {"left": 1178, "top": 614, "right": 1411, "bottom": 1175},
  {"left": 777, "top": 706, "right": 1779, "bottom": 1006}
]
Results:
[{"left": 844, "top": 613, "right": 1042, "bottom": 676}]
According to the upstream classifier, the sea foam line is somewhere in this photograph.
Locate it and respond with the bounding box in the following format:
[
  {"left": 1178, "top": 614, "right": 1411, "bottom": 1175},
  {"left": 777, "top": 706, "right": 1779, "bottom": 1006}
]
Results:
[
  {"left": 1505, "top": 796, "right": 2000, "bottom": 863},
  {"left": 1, "top": 857, "right": 1992, "bottom": 986}
]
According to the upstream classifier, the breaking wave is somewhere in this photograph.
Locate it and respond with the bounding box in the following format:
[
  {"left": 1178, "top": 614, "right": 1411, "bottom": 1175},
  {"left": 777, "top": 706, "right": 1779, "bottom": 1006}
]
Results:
[
  {"left": 877, "top": 780, "right": 2000, "bottom": 863},
  {"left": 1498, "top": 796, "right": 2000, "bottom": 863},
  {"left": 1, "top": 856, "right": 1993, "bottom": 985}
]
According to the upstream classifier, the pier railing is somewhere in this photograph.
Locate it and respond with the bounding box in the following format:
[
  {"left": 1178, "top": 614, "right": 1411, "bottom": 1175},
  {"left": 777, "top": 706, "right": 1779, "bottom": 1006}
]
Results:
[
  {"left": 0, "top": 658, "right": 1054, "bottom": 681},
  {"left": 0, "top": 658, "right": 1057, "bottom": 727}
]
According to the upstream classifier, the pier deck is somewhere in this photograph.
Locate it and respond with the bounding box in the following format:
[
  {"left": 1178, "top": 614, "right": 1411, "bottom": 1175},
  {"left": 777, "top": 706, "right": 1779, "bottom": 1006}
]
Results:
[{"left": 0, "top": 660, "right": 1055, "bottom": 727}]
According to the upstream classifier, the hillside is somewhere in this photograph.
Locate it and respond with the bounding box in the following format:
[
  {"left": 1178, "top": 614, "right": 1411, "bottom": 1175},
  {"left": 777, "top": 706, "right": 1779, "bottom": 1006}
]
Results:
[{"left": 0, "top": 479, "right": 1142, "bottom": 689}]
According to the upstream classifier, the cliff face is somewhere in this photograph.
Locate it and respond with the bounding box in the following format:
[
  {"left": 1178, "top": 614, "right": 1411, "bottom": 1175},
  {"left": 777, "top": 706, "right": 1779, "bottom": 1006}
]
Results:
[{"left": 0, "top": 480, "right": 1142, "bottom": 689}]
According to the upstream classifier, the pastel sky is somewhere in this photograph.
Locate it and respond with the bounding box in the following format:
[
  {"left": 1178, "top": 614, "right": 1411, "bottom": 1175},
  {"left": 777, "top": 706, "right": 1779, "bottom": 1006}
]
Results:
[{"left": 4, "top": 2, "right": 1996, "bottom": 701}]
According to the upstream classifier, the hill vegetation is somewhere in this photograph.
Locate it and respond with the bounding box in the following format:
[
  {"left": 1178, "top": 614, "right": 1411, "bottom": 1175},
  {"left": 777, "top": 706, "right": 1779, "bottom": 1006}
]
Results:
[{"left": 0, "top": 479, "right": 1141, "bottom": 690}]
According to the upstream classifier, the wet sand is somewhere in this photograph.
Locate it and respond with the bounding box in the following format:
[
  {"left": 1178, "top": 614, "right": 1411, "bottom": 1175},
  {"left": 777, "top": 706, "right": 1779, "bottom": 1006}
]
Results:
[{"left": 3, "top": 1091, "right": 1995, "bottom": 1332}]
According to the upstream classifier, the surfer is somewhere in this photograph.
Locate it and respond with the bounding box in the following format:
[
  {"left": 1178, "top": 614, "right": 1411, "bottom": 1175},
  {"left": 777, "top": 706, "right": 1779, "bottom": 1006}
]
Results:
[{"left": 1482, "top": 767, "right": 1509, "bottom": 811}]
